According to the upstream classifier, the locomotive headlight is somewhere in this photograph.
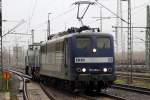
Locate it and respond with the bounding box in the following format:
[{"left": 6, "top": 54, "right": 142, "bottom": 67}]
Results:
[
  {"left": 93, "top": 48, "right": 97, "bottom": 53},
  {"left": 82, "top": 68, "right": 86, "bottom": 72},
  {"left": 103, "top": 68, "right": 107, "bottom": 72}
]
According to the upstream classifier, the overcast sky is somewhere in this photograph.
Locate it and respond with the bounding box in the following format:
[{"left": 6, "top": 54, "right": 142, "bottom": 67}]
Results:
[{"left": 2, "top": 0, "right": 150, "bottom": 51}]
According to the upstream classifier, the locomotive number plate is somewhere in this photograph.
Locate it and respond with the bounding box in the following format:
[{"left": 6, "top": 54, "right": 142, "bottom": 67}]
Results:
[{"left": 75, "top": 57, "right": 113, "bottom": 63}]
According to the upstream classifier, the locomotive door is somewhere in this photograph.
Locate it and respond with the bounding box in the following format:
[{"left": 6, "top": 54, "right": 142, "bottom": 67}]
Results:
[{"left": 64, "top": 39, "right": 69, "bottom": 76}]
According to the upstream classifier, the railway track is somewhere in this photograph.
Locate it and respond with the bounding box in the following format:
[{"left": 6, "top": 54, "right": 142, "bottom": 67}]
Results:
[
  {"left": 6, "top": 69, "right": 50, "bottom": 100},
  {"left": 116, "top": 71, "right": 150, "bottom": 79},
  {"left": 116, "top": 71, "right": 150, "bottom": 78},
  {"left": 8, "top": 70, "right": 31, "bottom": 100},
  {"left": 40, "top": 82, "right": 127, "bottom": 100},
  {"left": 8, "top": 69, "right": 149, "bottom": 100},
  {"left": 117, "top": 75, "right": 150, "bottom": 81},
  {"left": 40, "top": 82, "right": 150, "bottom": 100},
  {"left": 80, "top": 92, "right": 127, "bottom": 100},
  {"left": 40, "top": 83, "right": 56, "bottom": 100},
  {"left": 99, "top": 92, "right": 127, "bottom": 100},
  {"left": 112, "top": 83, "right": 150, "bottom": 95}
]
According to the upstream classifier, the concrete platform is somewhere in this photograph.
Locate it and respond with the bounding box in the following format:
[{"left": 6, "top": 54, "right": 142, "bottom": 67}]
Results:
[
  {"left": 27, "top": 82, "right": 50, "bottom": 100},
  {"left": 0, "top": 92, "right": 10, "bottom": 100}
]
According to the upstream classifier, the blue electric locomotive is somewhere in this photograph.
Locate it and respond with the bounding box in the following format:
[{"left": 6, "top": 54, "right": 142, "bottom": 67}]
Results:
[{"left": 38, "top": 26, "right": 116, "bottom": 91}]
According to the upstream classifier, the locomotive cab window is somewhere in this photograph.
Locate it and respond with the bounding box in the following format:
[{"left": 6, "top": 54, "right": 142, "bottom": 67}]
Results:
[
  {"left": 76, "top": 37, "right": 91, "bottom": 49},
  {"left": 29, "top": 45, "right": 33, "bottom": 50},
  {"left": 97, "top": 38, "right": 110, "bottom": 49},
  {"left": 33, "top": 45, "right": 40, "bottom": 50}
]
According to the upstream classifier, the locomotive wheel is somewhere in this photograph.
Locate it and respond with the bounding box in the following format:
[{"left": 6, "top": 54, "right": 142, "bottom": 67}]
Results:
[
  {"left": 89, "top": 81, "right": 94, "bottom": 92},
  {"left": 36, "top": 70, "right": 40, "bottom": 82},
  {"left": 85, "top": 81, "right": 94, "bottom": 93},
  {"left": 25, "top": 66, "right": 29, "bottom": 75},
  {"left": 97, "top": 81, "right": 102, "bottom": 92},
  {"left": 28, "top": 67, "right": 32, "bottom": 77}
]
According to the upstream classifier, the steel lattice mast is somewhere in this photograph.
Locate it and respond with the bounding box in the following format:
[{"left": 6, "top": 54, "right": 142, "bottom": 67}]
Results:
[
  {"left": 127, "top": 0, "right": 133, "bottom": 84},
  {"left": 116, "top": 0, "right": 124, "bottom": 64},
  {"left": 0, "top": 0, "right": 2, "bottom": 72}
]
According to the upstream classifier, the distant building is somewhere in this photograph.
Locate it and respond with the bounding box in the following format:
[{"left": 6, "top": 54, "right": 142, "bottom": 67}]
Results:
[{"left": 13, "top": 46, "right": 24, "bottom": 66}]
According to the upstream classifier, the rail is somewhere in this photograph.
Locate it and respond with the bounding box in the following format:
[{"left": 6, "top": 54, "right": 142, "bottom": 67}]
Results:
[
  {"left": 40, "top": 83, "right": 56, "bottom": 100},
  {"left": 112, "top": 83, "right": 150, "bottom": 95},
  {"left": 100, "top": 92, "right": 127, "bottom": 100},
  {"left": 8, "top": 70, "right": 31, "bottom": 100},
  {"left": 79, "top": 91, "right": 127, "bottom": 100},
  {"left": 40, "top": 82, "right": 127, "bottom": 100},
  {"left": 117, "top": 75, "right": 150, "bottom": 81}
]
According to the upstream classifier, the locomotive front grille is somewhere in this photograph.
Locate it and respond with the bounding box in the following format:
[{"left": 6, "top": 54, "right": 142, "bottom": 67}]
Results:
[{"left": 76, "top": 74, "right": 116, "bottom": 81}]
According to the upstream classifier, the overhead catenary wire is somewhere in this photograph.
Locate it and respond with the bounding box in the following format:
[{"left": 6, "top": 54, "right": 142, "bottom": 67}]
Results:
[
  {"left": 30, "top": 0, "right": 38, "bottom": 22},
  {"left": 32, "top": 6, "right": 77, "bottom": 30},
  {"left": 3, "top": 20, "right": 26, "bottom": 37},
  {"left": 28, "top": 0, "right": 38, "bottom": 31},
  {"left": 95, "top": 0, "right": 128, "bottom": 24},
  {"left": 32, "top": 21, "right": 47, "bottom": 30},
  {"left": 27, "top": 0, "right": 149, "bottom": 34},
  {"left": 87, "top": 1, "right": 149, "bottom": 26},
  {"left": 51, "top": 6, "right": 77, "bottom": 21},
  {"left": 122, "top": 1, "right": 150, "bottom": 13}
]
